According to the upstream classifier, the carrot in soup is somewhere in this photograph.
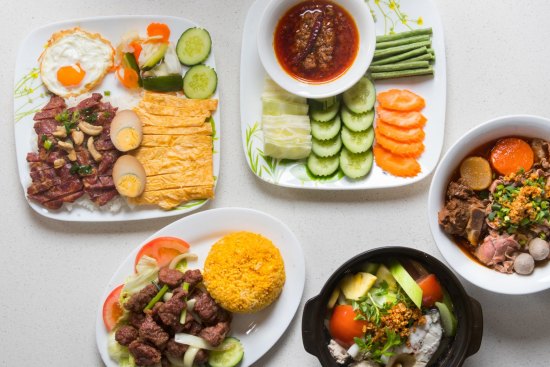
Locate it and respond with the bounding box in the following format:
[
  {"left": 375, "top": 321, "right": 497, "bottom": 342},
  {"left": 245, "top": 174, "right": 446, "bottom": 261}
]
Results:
[{"left": 490, "top": 138, "right": 534, "bottom": 176}]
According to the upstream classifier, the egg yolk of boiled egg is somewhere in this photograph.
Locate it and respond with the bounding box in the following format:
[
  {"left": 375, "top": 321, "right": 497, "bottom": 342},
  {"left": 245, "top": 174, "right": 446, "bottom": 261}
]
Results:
[
  {"left": 57, "top": 63, "right": 86, "bottom": 86},
  {"left": 113, "top": 155, "right": 146, "bottom": 197},
  {"left": 110, "top": 110, "right": 143, "bottom": 152}
]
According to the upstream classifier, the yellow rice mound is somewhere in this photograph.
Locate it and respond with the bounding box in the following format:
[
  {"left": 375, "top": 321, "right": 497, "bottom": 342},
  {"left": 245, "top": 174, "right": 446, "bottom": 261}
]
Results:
[{"left": 203, "top": 231, "right": 286, "bottom": 313}]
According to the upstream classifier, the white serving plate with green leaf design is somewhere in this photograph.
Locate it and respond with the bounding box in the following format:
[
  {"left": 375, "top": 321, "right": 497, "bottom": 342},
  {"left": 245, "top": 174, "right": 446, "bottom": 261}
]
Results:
[
  {"left": 240, "top": 0, "right": 446, "bottom": 189},
  {"left": 13, "top": 16, "right": 220, "bottom": 221}
]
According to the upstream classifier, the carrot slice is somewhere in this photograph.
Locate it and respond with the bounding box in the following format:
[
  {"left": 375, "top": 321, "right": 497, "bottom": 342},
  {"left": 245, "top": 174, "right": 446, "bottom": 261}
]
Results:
[
  {"left": 376, "top": 121, "right": 425, "bottom": 143},
  {"left": 377, "top": 89, "right": 426, "bottom": 111},
  {"left": 374, "top": 144, "right": 421, "bottom": 177},
  {"left": 490, "top": 138, "right": 534, "bottom": 176},
  {"left": 377, "top": 107, "right": 427, "bottom": 128},
  {"left": 375, "top": 129, "right": 425, "bottom": 158}
]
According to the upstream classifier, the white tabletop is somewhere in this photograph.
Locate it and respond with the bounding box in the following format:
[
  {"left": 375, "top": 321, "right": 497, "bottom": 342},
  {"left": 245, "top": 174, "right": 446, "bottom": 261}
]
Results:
[{"left": 1, "top": 0, "right": 550, "bottom": 366}]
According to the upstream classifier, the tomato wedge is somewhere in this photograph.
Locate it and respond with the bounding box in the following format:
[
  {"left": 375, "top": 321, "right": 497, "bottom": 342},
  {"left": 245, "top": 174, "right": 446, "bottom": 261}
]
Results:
[
  {"left": 103, "top": 284, "right": 124, "bottom": 331},
  {"left": 329, "top": 305, "right": 367, "bottom": 348},
  {"left": 135, "top": 236, "right": 190, "bottom": 271},
  {"left": 417, "top": 274, "right": 444, "bottom": 308}
]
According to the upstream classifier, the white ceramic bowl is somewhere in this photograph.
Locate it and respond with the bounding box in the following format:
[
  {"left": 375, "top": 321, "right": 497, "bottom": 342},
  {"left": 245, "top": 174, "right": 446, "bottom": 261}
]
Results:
[
  {"left": 257, "top": 0, "right": 375, "bottom": 99},
  {"left": 428, "top": 115, "right": 550, "bottom": 295}
]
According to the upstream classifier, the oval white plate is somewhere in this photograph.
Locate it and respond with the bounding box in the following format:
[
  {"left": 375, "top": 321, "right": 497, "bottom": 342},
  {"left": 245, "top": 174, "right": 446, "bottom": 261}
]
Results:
[
  {"left": 428, "top": 115, "right": 550, "bottom": 294},
  {"left": 95, "top": 207, "right": 306, "bottom": 366},
  {"left": 240, "top": 0, "right": 446, "bottom": 189},
  {"left": 14, "top": 16, "right": 220, "bottom": 221}
]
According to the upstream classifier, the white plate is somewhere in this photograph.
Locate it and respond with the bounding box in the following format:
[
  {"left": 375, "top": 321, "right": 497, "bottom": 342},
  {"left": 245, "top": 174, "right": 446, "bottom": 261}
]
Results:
[
  {"left": 240, "top": 0, "right": 446, "bottom": 189},
  {"left": 428, "top": 115, "right": 550, "bottom": 295},
  {"left": 14, "top": 16, "right": 220, "bottom": 221},
  {"left": 95, "top": 207, "right": 306, "bottom": 366}
]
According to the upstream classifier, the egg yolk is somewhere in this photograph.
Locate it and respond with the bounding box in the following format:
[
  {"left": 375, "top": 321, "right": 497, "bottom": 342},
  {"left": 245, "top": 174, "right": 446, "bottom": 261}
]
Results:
[
  {"left": 115, "top": 128, "right": 140, "bottom": 151},
  {"left": 57, "top": 63, "right": 86, "bottom": 86},
  {"left": 116, "top": 174, "right": 143, "bottom": 197}
]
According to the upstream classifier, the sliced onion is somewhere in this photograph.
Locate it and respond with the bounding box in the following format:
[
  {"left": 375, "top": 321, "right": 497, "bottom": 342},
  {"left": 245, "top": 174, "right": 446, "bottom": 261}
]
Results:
[
  {"left": 174, "top": 333, "right": 230, "bottom": 351},
  {"left": 167, "top": 355, "right": 185, "bottom": 367},
  {"left": 163, "top": 292, "right": 173, "bottom": 302},
  {"left": 186, "top": 298, "right": 196, "bottom": 311},
  {"left": 183, "top": 346, "right": 199, "bottom": 367},
  {"left": 168, "top": 253, "right": 198, "bottom": 270},
  {"left": 347, "top": 343, "right": 360, "bottom": 360}
]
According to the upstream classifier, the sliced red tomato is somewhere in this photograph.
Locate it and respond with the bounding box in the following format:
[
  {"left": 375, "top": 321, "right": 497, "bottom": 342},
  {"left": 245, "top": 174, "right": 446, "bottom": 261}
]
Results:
[
  {"left": 147, "top": 22, "right": 170, "bottom": 43},
  {"left": 417, "top": 274, "right": 444, "bottom": 307},
  {"left": 329, "top": 305, "right": 367, "bottom": 348},
  {"left": 103, "top": 284, "right": 124, "bottom": 331},
  {"left": 134, "top": 236, "right": 190, "bottom": 271}
]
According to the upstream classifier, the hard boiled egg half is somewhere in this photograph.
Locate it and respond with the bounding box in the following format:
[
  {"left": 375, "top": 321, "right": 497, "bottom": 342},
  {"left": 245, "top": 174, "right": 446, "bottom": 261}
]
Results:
[
  {"left": 39, "top": 27, "right": 114, "bottom": 97},
  {"left": 110, "top": 110, "right": 143, "bottom": 152},
  {"left": 113, "top": 155, "right": 146, "bottom": 198}
]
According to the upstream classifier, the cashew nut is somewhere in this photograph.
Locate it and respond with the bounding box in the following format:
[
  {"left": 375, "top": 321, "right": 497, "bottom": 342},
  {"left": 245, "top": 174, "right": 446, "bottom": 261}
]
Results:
[
  {"left": 52, "top": 126, "right": 67, "bottom": 138},
  {"left": 57, "top": 140, "right": 77, "bottom": 162},
  {"left": 79, "top": 121, "right": 103, "bottom": 136},
  {"left": 71, "top": 130, "right": 84, "bottom": 146},
  {"left": 87, "top": 137, "right": 103, "bottom": 162},
  {"left": 53, "top": 158, "right": 65, "bottom": 169}
]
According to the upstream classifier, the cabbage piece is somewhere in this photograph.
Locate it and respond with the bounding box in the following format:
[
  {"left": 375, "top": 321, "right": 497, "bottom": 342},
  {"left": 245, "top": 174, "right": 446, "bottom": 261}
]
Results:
[
  {"left": 119, "top": 255, "right": 159, "bottom": 305},
  {"left": 163, "top": 44, "right": 182, "bottom": 74},
  {"left": 264, "top": 141, "right": 312, "bottom": 159},
  {"left": 262, "top": 99, "right": 309, "bottom": 116},
  {"left": 108, "top": 331, "right": 130, "bottom": 362}
]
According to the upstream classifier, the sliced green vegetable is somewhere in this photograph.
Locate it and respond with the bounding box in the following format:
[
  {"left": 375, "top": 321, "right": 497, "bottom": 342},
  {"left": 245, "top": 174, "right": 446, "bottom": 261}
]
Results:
[
  {"left": 328, "top": 288, "right": 340, "bottom": 309},
  {"left": 369, "top": 61, "right": 430, "bottom": 73},
  {"left": 376, "top": 27, "right": 433, "bottom": 43},
  {"left": 376, "top": 35, "right": 431, "bottom": 49},
  {"left": 308, "top": 96, "right": 339, "bottom": 110},
  {"left": 311, "top": 136, "right": 342, "bottom": 157},
  {"left": 371, "top": 66, "right": 434, "bottom": 80},
  {"left": 208, "top": 337, "right": 244, "bottom": 367},
  {"left": 183, "top": 65, "right": 218, "bottom": 99},
  {"left": 310, "top": 115, "right": 341, "bottom": 141},
  {"left": 341, "top": 126, "right": 374, "bottom": 154},
  {"left": 340, "top": 272, "right": 378, "bottom": 300},
  {"left": 176, "top": 27, "right": 212, "bottom": 66},
  {"left": 144, "top": 285, "right": 169, "bottom": 310},
  {"left": 142, "top": 74, "right": 183, "bottom": 92},
  {"left": 396, "top": 53, "right": 434, "bottom": 63},
  {"left": 374, "top": 265, "right": 398, "bottom": 290},
  {"left": 310, "top": 99, "right": 340, "bottom": 122},
  {"left": 435, "top": 301, "right": 458, "bottom": 337},
  {"left": 122, "top": 52, "right": 142, "bottom": 87},
  {"left": 370, "top": 46, "right": 428, "bottom": 66},
  {"left": 339, "top": 148, "right": 373, "bottom": 179},
  {"left": 373, "top": 41, "right": 432, "bottom": 60},
  {"left": 362, "top": 262, "right": 380, "bottom": 275},
  {"left": 262, "top": 99, "right": 309, "bottom": 116},
  {"left": 389, "top": 260, "right": 423, "bottom": 309},
  {"left": 307, "top": 153, "right": 339, "bottom": 177},
  {"left": 341, "top": 105, "right": 374, "bottom": 132},
  {"left": 140, "top": 43, "right": 168, "bottom": 71},
  {"left": 343, "top": 77, "right": 375, "bottom": 114}
]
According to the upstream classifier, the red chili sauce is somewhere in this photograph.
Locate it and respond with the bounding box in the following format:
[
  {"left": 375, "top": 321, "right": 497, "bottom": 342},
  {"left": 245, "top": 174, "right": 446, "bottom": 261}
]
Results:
[{"left": 274, "top": 0, "right": 359, "bottom": 83}]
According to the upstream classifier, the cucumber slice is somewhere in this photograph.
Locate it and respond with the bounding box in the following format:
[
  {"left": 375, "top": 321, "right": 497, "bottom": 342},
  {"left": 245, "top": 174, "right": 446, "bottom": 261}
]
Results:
[
  {"left": 183, "top": 65, "right": 217, "bottom": 99},
  {"left": 307, "top": 153, "right": 339, "bottom": 177},
  {"left": 208, "top": 337, "right": 244, "bottom": 367},
  {"left": 341, "top": 105, "right": 374, "bottom": 132},
  {"left": 142, "top": 74, "right": 183, "bottom": 92},
  {"left": 341, "top": 126, "right": 374, "bottom": 153},
  {"left": 435, "top": 302, "right": 458, "bottom": 337},
  {"left": 140, "top": 43, "right": 168, "bottom": 71},
  {"left": 312, "top": 136, "right": 342, "bottom": 157},
  {"left": 389, "top": 259, "right": 423, "bottom": 309},
  {"left": 309, "top": 96, "right": 339, "bottom": 110},
  {"left": 176, "top": 28, "right": 212, "bottom": 66},
  {"left": 311, "top": 115, "right": 341, "bottom": 141},
  {"left": 340, "top": 148, "right": 373, "bottom": 179},
  {"left": 343, "top": 77, "right": 375, "bottom": 114},
  {"left": 310, "top": 99, "right": 341, "bottom": 122}
]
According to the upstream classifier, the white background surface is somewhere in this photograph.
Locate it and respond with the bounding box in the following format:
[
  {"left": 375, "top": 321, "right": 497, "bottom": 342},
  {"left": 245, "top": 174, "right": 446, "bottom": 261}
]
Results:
[{"left": 1, "top": 1, "right": 550, "bottom": 366}]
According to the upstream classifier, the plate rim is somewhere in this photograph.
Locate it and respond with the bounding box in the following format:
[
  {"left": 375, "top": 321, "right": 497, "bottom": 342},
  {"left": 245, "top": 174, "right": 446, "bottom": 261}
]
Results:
[
  {"left": 95, "top": 206, "right": 306, "bottom": 366},
  {"left": 13, "top": 15, "right": 220, "bottom": 222}
]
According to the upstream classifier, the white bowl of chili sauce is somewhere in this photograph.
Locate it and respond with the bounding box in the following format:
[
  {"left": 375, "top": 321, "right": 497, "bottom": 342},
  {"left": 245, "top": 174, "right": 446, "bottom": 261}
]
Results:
[{"left": 258, "top": 0, "right": 376, "bottom": 99}]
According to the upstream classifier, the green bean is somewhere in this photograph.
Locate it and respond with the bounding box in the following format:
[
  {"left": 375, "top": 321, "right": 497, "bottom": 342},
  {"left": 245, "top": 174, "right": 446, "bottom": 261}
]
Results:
[
  {"left": 370, "top": 47, "right": 428, "bottom": 66},
  {"left": 376, "top": 28, "right": 433, "bottom": 43},
  {"left": 369, "top": 61, "right": 430, "bottom": 73},
  {"left": 373, "top": 41, "right": 432, "bottom": 59},
  {"left": 370, "top": 66, "right": 434, "bottom": 80},
  {"left": 427, "top": 47, "right": 435, "bottom": 55},
  {"left": 396, "top": 53, "right": 434, "bottom": 63},
  {"left": 376, "top": 35, "right": 431, "bottom": 49}
]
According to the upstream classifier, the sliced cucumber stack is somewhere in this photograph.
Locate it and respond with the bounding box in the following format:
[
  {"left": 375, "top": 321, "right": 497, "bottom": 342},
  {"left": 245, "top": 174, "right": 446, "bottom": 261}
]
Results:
[
  {"left": 183, "top": 65, "right": 218, "bottom": 99},
  {"left": 208, "top": 337, "right": 244, "bottom": 367},
  {"left": 176, "top": 28, "right": 212, "bottom": 66},
  {"left": 306, "top": 76, "right": 376, "bottom": 179}
]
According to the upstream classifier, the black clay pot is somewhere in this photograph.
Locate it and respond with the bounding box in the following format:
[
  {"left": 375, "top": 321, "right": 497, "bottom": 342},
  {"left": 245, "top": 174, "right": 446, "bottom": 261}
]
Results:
[{"left": 302, "top": 247, "right": 483, "bottom": 367}]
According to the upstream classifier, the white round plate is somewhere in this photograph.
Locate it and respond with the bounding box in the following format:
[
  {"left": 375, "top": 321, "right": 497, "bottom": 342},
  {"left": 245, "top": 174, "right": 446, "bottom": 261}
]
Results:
[
  {"left": 428, "top": 114, "right": 550, "bottom": 295},
  {"left": 96, "top": 207, "right": 306, "bottom": 366}
]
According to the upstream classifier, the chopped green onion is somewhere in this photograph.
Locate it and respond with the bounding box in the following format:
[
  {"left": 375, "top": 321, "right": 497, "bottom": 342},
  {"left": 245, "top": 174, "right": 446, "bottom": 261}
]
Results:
[
  {"left": 43, "top": 139, "right": 53, "bottom": 150},
  {"left": 104, "top": 90, "right": 111, "bottom": 96},
  {"left": 144, "top": 285, "right": 169, "bottom": 310}
]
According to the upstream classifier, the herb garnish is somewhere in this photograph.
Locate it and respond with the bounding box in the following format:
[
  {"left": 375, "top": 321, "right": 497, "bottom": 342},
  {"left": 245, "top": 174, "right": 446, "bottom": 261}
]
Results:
[{"left": 70, "top": 163, "right": 93, "bottom": 176}]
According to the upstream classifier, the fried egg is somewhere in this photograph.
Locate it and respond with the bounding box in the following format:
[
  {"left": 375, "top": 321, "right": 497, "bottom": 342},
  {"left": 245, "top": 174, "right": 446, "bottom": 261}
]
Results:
[{"left": 39, "top": 28, "right": 114, "bottom": 97}]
